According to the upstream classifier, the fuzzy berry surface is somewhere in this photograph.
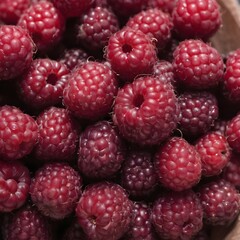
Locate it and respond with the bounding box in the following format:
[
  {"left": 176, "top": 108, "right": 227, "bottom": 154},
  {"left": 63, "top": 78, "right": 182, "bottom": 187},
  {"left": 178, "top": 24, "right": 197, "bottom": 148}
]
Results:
[
  {"left": 147, "top": 0, "right": 177, "bottom": 13},
  {"left": 152, "top": 190, "right": 203, "bottom": 240},
  {"left": 173, "top": 39, "right": 224, "bottom": 90},
  {"left": 0, "top": 105, "right": 38, "bottom": 161},
  {"left": 197, "top": 178, "right": 240, "bottom": 225},
  {"left": 78, "top": 121, "right": 125, "bottom": 180},
  {"left": 18, "top": 58, "right": 70, "bottom": 111},
  {"left": 154, "top": 137, "right": 202, "bottom": 191},
  {"left": 63, "top": 61, "right": 118, "bottom": 120},
  {"left": 106, "top": 27, "right": 157, "bottom": 82},
  {"left": 2, "top": 204, "right": 52, "bottom": 240},
  {"left": 0, "top": 25, "right": 34, "bottom": 81},
  {"left": 34, "top": 107, "right": 79, "bottom": 163},
  {"left": 76, "top": 182, "right": 133, "bottom": 240},
  {"left": 113, "top": 76, "right": 179, "bottom": 146},
  {"left": 30, "top": 162, "right": 82, "bottom": 219},
  {"left": 172, "top": 0, "right": 222, "bottom": 39},
  {"left": 0, "top": 161, "right": 30, "bottom": 212}
]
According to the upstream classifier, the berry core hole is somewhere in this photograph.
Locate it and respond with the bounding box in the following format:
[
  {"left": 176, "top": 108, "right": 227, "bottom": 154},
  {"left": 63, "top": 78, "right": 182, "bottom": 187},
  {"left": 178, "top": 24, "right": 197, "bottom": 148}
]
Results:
[
  {"left": 133, "top": 94, "right": 144, "bottom": 108},
  {"left": 122, "top": 43, "right": 132, "bottom": 53},
  {"left": 46, "top": 73, "right": 58, "bottom": 85}
]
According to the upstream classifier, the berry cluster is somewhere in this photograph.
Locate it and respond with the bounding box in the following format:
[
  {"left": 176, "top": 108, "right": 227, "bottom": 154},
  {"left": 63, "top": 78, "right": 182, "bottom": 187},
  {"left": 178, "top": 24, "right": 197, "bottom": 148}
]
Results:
[{"left": 0, "top": 0, "right": 239, "bottom": 239}]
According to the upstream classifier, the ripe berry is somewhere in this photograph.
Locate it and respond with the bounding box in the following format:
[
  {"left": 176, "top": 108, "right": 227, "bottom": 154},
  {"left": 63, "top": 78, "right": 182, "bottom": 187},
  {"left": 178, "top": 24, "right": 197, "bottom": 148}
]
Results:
[
  {"left": 106, "top": 27, "right": 157, "bottom": 82},
  {"left": 152, "top": 190, "right": 203, "bottom": 239},
  {"left": 173, "top": 39, "right": 224, "bottom": 90},
  {"left": 113, "top": 76, "right": 179, "bottom": 146},
  {"left": 76, "top": 182, "right": 133, "bottom": 240},
  {"left": 154, "top": 137, "right": 202, "bottom": 191},
  {"left": 30, "top": 162, "right": 82, "bottom": 219},
  {"left": 0, "top": 161, "right": 30, "bottom": 212}
]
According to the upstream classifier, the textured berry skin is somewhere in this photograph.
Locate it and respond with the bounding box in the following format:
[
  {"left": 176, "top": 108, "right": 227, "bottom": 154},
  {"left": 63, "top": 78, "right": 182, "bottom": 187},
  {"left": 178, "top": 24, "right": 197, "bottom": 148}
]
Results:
[
  {"left": 121, "top": 151, "right": 158, "bottom": 198},
  {"left": 195, "top": 132, "right": 231, "bottom": 177},
  {"left": 173, "top": 39, "right": 224, "bottom": 90},
  {"left": 30, "top": 162, "right": 82, "bottom": 219},
  {"left": 197, "top": 178, "right": 240, "bottom": 225},
  {"left": 2, "top": 204, "right": 52, "bottom": 240},
  {"left": 126, "top": 8, "right": 173, "bottom": 50},
  {"left": 152, "top": 190, "right": 203, "bottom": 240},
  {"left": 76, "top": 6, "right": 119, "bottom": 51},
  {"left": 18, "top": 58, "right": 70, "bottom": 111},
  {"left": 172, "top": 0, "right": 222, "bottom": 39},
  {"left": 154, "top": 137, "right": 202, "bottom": 191},
  {"left": 76, "top": 182, "right": 133, "bottom": 240},
  {"left": 34, "top": 107, "right": 79, "bottom": 163},
  {"left": 211, "top": 119, "right": 228, "bottom": 136},
  {"left": 78, "top": 121, "right": 125, "bottom": 180},
  {"left": 178, "top": 91, "right": 219, "bottom": 137},
  {"left": 0, "top": 105, "right": 38, "bottom": 161},
  {"left": 18, "top": 1, "right": 65, "bottom": 52},
  {"left": 113, "top": 76, "right": 179, "bottom": 146},
  {"left": 0, "top": 161, "right": 30, "bottom": 212},
  {"left": 106, "top": 27, "right": 157, "bottom": 82},
  {"left": 0, "top": 25, "right": 34, "bottom": 81},
  {"left": 0, "top": 0, "right": 30, "bottom": 24},
  {"left": 147, "top": 0, "right": 177, "bottom": 13},
  {"left": 63, "top": 61, "right": 118, "bottom": 120}
]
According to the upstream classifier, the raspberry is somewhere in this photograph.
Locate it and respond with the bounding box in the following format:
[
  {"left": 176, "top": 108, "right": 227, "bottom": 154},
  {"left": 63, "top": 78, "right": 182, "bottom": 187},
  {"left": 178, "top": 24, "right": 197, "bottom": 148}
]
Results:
[
  {"left": 195, "top": 132, "right": 231, "bottom": 177},
  {"left": 172, "top": 0, "right": 222, "bottom": 40},
  {"left": 0, "top": 105, "right": 38, "bottom": 161},
  {"left": 173, "top": 39, "right": 224, "bottom": 90},
  {"left": 0, "top": 0, "right": 30, "bottom": 24},
  {"left": 121, "top": 150, "right": 158, "bottom": 199},
  {"left": 126, "top": 8, "right": 173, "bottom": 50},
  {"left": 78, "top": 121, "right": 125, "bottom": 180},
  {"left": 2, "top": 204, "right": 52, "bottom": 240},
  {"left": 34, "top": 107, "right": 79, "bottom": 163},
  {"left": 30, "top": 162, "right": 82, "bottom": 219},
  {"left": 211, "top": 119, "right": 228, "bottom": 136},
  {"left": 17, "top": 58, "right": 70, "bottom": 111},
  {"left": 106, "top": 27, "right": 157, "bottom": 82},
  {"left": 0, "top": 25, "right": 34, "bottom": 81},
  {"left": 18, "top": 1, "right": 65, "bottom": 52},
  {"left": 197, "top": 178, "right": 240, "bottom": 225},
  {"left": 76, "top": 6, "right": 119, "bottom": 52},
  {"left": 0, "top": 161, "right": 30, "bottom": 212},
  {"left": 113, "top": 76, "right": 179, "bottom": 146},
  {"left": 147, "top": 0, "right": 177, "bottom": 13},
  {"left": 154, "top": 137, "right": 202, "bottom": 191},
  {"left": 151, "top": 190, "right": 203, "bottom": 239},
  {"left": 178, "top": 91, "right": 219, "bottom": 138},
  {"left": 76, "top": 182, "right": 133, "bottom": 240},
  {"left": 63, "top": 61, "right": 118, "bottom": 120}
]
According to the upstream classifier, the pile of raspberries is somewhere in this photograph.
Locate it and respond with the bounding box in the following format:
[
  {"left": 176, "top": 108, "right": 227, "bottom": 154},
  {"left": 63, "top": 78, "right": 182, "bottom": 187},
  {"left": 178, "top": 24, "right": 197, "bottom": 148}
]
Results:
[{"left": 0, "top": 0, "right": 240, "bottom": 239}]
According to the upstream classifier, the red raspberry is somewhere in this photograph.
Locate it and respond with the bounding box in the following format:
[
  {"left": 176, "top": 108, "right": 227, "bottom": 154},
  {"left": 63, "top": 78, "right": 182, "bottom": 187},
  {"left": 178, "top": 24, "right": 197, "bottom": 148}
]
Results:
[
  {"left": 76, "top": 182, "right": 133, "bottom": 240},
  {"left": 17, "top": 58, "right": 70, "bottom": 111},
  {"left": 62, "top": 220, "right": 88, "bottom": 240},
  {"left": 106, "top": 27, "right": 157, "bottom": 82},
  {"left": 0, "top": 105, "right": 38, "bottom": 161},
  {"left": 211, "top": 119, "right": 228, "bottom": 136},
  {"left": 152, "top": 190, "right": 203, "bottom": 239},
  {"left": 18, "top": 1, "right": 65, "bottom": 52},
  {"left": 173, "top": 39, "right": 224, "bottom": 90},
  {"left": 154, "top": 137, "right": 201, "bottom": 191},
  {"left": 195, "top": 132, "right": 231, "bottom": 177},
  {"left": 76, "top": 6, "right": 119, "bottom": 52},
  {"left": 30, "top": 162, "right": 82, "bottom": 219},
  {"left": 2, "top": 204, "right": 52, "bottom": 240},
  {"left": 113, "top": 76, "right": 179, "bottom": 146},
  {"left": 0, "top": 0, "right": 30, "bottom": 24},
  {"left": 172, "top": 0, "right": 222, "bottom": 39},
  {"left": 121, "top": 150, "right": 158, "bottom": 199},
  {"left": 0, "top": 161, "right": 30, "bottom": 212},
  {"left": 63, "top": 61, "right": 118, "bottom": 120},
  {"left": 78, "top": 121, "right": 125, "bottom": 180},
  {"left": 34, "top": 107, "right": 79, "bottom": 163},
  {"left": 197, "top": 178, "right": 240, "bottom": 225},
  {"left": 0, "top": 25, "right": 34, "bottom": 81},
  {"left": 178, "top": 91, "right": 219, "bottom": 138},
  {"left": 126, "top": 8, "right": 173, "bottom": 50},
  {"left": 50, "top": 0, "right": 95, "bottom": 18},
  {"left": 147, "top": 0, "right": 177, "bottom": 13}
]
